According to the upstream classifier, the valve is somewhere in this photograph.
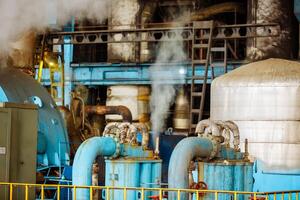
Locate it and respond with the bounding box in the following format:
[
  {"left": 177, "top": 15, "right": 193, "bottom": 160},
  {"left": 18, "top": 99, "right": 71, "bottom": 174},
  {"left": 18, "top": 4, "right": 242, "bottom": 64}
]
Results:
[{"left": 190, "top": 181, "right": 208, "bottom": 197}]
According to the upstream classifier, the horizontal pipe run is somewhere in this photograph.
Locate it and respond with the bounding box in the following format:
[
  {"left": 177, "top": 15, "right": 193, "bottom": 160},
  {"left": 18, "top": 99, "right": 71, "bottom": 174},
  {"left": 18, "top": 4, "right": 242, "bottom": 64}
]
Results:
[{"left": 85, "top": 105, "right": 132, "bottom": 123}]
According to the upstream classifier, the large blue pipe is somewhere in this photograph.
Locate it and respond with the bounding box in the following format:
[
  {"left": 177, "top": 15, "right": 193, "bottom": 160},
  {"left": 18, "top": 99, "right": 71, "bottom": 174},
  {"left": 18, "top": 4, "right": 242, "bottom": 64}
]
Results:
[
  {"left": 72, "top": 136, "right": 118, "bottom": 199},
  {"left": 168, "top": 137, "right": 214, "bottom": 200}
]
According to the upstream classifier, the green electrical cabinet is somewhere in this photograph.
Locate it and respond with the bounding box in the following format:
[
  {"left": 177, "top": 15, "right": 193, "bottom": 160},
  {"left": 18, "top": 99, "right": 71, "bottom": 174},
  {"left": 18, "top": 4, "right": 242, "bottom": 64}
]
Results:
[{"left": 0, "top": 102, "right": 38, "bottom": 199}]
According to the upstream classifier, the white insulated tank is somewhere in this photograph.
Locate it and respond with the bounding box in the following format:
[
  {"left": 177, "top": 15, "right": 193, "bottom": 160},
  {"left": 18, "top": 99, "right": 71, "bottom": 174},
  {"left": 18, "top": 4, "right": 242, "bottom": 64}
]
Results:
[
  {"left": 211, "top": 58, "right": 300, "bottom": 171},
  {"left": 106, "top": 85, "right": 150, "bottom": 122}
]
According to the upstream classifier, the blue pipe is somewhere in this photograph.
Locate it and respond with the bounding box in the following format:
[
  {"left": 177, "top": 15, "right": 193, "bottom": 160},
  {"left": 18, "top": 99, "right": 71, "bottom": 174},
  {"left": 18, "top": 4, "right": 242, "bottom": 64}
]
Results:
[
  {"left": 72, "top": 136, "right": 118, "bottom": 199},
  {"left": 168, "top": 137, "right": 214, "bottom": 200}
]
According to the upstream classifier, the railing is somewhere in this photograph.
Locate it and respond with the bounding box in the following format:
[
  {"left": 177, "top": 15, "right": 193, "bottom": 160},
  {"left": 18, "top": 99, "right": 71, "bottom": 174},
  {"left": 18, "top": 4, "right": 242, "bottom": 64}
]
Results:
[{"left": 0, "top": 182, "right": 299, "bottom": 200}]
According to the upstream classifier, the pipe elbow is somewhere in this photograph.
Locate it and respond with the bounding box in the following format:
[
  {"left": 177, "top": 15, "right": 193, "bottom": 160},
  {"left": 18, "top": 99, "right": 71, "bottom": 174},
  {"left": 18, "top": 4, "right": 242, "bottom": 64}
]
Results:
[
  {"left": 72, "top": 136, "right": 119, "bottom": 199},
  {"left": 114, "top": 105, "right": 133, "bottom": 123},
  {"left": 85, "top": 105, "right": 133, "bottom": 123},
  {"left": 168, "top": 137, "right": 214, "bottom": 200},
  {"left": 224, "top": 121, "right": 240, "bottom": 150},
  {"left": 195, "top": 119, "right": 220, "bottom": 136}
]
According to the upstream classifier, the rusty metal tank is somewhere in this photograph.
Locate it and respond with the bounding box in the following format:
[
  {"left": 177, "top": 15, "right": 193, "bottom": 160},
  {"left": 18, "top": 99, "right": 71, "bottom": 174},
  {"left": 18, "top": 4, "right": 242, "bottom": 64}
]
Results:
[
  {"left": 106, "top": 85, "right": 150, "bottom": 122},
  {"left": 211, "top": 58, "right": 300, "bottom": 171}
]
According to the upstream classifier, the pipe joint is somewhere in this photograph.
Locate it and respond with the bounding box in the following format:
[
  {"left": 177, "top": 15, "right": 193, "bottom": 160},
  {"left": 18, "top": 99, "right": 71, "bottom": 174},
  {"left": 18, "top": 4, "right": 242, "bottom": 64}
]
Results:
[
  {"left": 103, "top": 134, "right": 121, "bottom": 159},
  {"left": 198, "top": 133, "right": 222, "bottom": 160}
]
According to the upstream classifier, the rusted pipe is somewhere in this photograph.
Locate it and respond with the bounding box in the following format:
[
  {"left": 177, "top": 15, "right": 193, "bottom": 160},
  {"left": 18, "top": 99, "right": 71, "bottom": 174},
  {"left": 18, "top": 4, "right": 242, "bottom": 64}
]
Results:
[
  {"left": 195, "top": 119, "right": 221, "bottom": 136},
  {"left": 85, "top": 105, "right": 132, "bottom": 123},
  {"left": 224, "top": 121, "right": 240, "bottom": 151},
  {"left": 191, "top": 2, "right": 243, "bottom": 21}
]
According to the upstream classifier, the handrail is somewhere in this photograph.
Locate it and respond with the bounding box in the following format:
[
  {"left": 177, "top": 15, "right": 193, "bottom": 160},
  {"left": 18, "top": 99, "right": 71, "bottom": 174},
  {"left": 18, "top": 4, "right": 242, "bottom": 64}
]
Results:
[{"left": 0, "top": 182, "right": 299, "bottom": 200}]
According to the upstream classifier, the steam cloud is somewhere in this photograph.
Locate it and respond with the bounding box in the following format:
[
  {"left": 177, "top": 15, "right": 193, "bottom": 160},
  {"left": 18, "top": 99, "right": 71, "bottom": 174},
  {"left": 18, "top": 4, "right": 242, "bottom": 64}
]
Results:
[
  {"left": 0, "top": 0, "right": 110, "bottom": 64},
  {"left": 150, "top": 31, "right": 187, "bottom": 138}
]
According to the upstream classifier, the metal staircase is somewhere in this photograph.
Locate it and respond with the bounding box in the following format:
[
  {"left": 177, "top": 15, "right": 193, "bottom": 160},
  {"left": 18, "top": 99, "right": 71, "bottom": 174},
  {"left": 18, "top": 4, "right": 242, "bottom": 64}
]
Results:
[{"left": 189, "top": 21, "right": 214, "bottom": 132}]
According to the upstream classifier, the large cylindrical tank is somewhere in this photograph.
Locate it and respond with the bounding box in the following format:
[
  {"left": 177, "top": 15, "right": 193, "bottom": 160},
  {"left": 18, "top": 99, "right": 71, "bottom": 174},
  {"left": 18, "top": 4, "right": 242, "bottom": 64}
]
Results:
[
  {"left": 108, "top": 0, "right": 140, "bottom": 62},
  {"left": 0, "top": 67, "right": 70, "bottom": 167},
  {"left": 211, "top": 59, "right": 300, "bottom": 171},
  {"left": 106, "top": 85, "right": 150, "bottom": 122}
]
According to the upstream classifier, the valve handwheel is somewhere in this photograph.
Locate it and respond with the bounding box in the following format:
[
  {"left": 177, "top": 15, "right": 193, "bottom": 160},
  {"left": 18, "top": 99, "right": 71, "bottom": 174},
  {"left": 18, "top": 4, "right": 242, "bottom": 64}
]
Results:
[{"left": 190, "top": 181, "right": 208, "bottom": 197}]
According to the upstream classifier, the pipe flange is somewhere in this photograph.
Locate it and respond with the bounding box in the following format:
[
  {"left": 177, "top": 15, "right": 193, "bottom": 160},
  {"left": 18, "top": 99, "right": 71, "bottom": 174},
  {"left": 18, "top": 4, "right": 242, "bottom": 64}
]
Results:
[
  {"left": 198, "top": 133, "right": 220, "bottom": 160},
  {"left": 104, "top": 134, "right": 121, "bottom": 159}
]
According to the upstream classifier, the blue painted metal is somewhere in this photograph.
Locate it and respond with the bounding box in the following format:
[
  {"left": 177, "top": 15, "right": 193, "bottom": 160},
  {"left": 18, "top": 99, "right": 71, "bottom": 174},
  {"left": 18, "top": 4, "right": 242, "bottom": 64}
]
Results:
[
  {"left": 105, "top": 159, "right": 162, "bottom": 200},
  {"left": 253, "top": 160, "right": 300, "bottom": 193},
  {"left": 168, "top": 137, "right": 214, "bottom": 200},
  {"left": 203, "top": 162, "right": 253, "bottom": 200},
  {"left": 39, "top": 63, "right": 239, "bottom": 86},
  {"left": 63, "top": 19, "right": 75, "bottom": 106},
  {"left": 0, "top": 67, "right": 70, "bottom": 168},
  {"left": 72, "top": 136, "right": 117, "bottom": 199},
  {"left": 72, "top": 136, "right": 162, "bottom": 200}
]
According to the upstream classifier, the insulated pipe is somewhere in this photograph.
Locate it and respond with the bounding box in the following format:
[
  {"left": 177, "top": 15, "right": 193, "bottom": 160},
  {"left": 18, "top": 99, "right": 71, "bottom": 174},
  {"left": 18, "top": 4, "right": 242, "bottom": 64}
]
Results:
[
  {"left": 168, "top": 137, "right": 215, "bottom": 200},
  {"left": 224, "top": 121, "right": 240, "bottom": 151},
  {"left": 85, "top": 105, "right": 133, "bottom": 123},
  {"left": 72, "top": 136, "right": 119, "bottom": 199},
  {"left": 195, "top": 119, "right": 221, "bottom": 136}
]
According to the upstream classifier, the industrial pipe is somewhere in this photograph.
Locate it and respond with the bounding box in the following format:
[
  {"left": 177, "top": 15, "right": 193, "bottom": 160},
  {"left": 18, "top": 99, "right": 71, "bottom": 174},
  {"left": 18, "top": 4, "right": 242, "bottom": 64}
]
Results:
[
  {"left": 224, "top": 121, "right": 240, "bottom": 151},
  {"left": 72, "top": 136, "right": 120, "bottom": 199},
  {"left": 191, "top": 2, "right": 243, "bottom": 21},
  {"left": 168, "top": 137, "right": 216, "bottom": 200},
  {"left": 85, "top": 105, "right": 133, "bottom": 123},
  {"left": 195, "top": 119, "right": 221, "bottom": 136}
]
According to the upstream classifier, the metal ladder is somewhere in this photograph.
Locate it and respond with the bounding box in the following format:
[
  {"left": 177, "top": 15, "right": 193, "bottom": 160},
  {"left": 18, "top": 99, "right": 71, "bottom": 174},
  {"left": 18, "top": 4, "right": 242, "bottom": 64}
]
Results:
[
  {"left": 35, "top": 35, "right": 65, "bottom": 105},
  {"left": 210, "top": 39, "right": 228, "bottom": 79},
  {"left": 49, "top": 52, "right": 65, "bottom": 105},
  {"left": 189, "top": 21, "right": 214, "bottom": 132}
]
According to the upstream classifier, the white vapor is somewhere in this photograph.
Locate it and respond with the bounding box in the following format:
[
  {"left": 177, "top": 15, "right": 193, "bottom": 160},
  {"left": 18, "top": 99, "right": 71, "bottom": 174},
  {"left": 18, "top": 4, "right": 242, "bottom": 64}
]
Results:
[
  {"left": 150, "top": 31, "right": 187, "bottom": 138},
  {"left": 0, "top": 0, "right": 110, "bottom": 61}
]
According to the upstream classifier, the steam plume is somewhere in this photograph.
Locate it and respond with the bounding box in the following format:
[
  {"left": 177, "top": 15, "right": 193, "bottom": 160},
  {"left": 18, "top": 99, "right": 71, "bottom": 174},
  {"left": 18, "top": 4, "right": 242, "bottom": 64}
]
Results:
[
  {"left": 0, "top": 0, "right": 110, "bottom": 65},
  {"left": 150, "top": 31, "right": 187, "bottom": 138}
]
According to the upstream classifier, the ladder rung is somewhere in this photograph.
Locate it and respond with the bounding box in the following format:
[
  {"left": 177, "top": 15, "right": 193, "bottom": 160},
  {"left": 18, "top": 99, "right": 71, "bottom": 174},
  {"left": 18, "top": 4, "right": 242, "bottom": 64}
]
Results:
[
  {"left": 193, "top": 44, "right": 209, "bottom": 48},
  {"left": 51, "top": 83, "right": 63, "bottom": 87},
  {"left": 211, "top": 47, "right": 226, "bottom": 52},
  {"left": 210, "top": 64, "right": 227, "bottom": 67},
  {"left": 54, "top": 98, "right": 63, "bottom": 102},
  {"left": 191, "top": 92, "right": 203, "bottom": 97},
  {"left": 193, "top": 59, "right": 207, "bottom": 64},
  {"left": 191, "top": 109, "right": 201, "bottom": 113},
  {"left": 192, "top": 76, "right": 205, "bottom": 80}
]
